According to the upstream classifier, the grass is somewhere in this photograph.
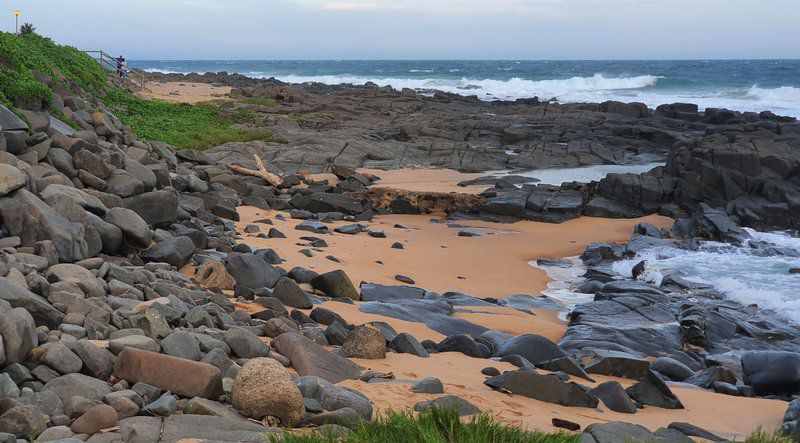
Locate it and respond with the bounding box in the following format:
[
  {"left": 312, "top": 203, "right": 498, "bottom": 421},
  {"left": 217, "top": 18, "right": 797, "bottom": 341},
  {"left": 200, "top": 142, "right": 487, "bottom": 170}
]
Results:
[
  {"left": 0, "top": 31, "right": 107, "bottom": 108},
  {"left": 273, "top": 408, "right": 578, "bottom": 443},
  {"left": 102, "top": 89, "right": 272, "bottom": 150},
  {"left": 745, "top": 428, "right": 794, "bottom": 443}
]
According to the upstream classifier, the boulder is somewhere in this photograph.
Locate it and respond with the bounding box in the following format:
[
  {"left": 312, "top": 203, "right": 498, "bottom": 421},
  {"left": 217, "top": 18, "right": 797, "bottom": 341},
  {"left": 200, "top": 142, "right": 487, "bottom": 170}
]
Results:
[
  {"left": 0, "top": 305, "right": 36, "bottom": 365},
  {"left": 194, "top": 260, "right": 236, "bottom": 290},
  {"left": 104, "top": 207, "right": 152, "bottom": 248},
  {"left": 42, "top": 373, "right": 111, "bottom": 403},
  {"left": 0, "top": 189, "right": 88, "bottom": 262},
  {"left": 389, "top": 332, "right": 428, "bottom": 358},
  {"left": 296, "top": 376, "right": 374, "bottom": 420},
  {"left": 113, "top": 347, "right": 223, "bottom": 399},
  {"left": 224, "top": 327, "right": 270, "bottom": 359},
  {"left": 343, "top": 325, "right": 387, "bottom": 359},
  {"left": 115, "top": 414, "right": 281, "bottom": 441},
  {"left": 226, "top": 253, "right": 281, "bottom": 290},
  {"left": 141, "top": 236, "right": 196, "bottom": 268},
  {"left": 588, "top": 381, "right": 638, "bottom": 414},
  {"left": 484, "top": 369, "right": 599, "bottom": 408},
  {"left": 271, "top": 277, "right": 312, "bottom": 309},
  {"left": 625, "top": 370, "right": 684, "bottom": 409},
  {"left": 0, "top": 164, "right": 26, "bottom": 196},
  {"left": 45, "top": 263, "right": 105, "bottom": 298},
  {"left": 742, "top": 351, "right": 800, "bottom": 395},
  {"left": 123, "top": 190, "right": 179, "bottom": 226},
  {"left": 272, "top": 332, "right": 362, "bottom": 383},
  {"left": 0, "top": 278, "right": 64, "bottom": 329},
  {"left": 492, "top": 334, "right": 567, "bottom": 365},
  {"left": 71, "top": 404, "right": 118, "bottom": 435},
  {"left": 311, "top": 270, "right": 359, "bottom": 300},
  {"left": 231, "top": 358, "right": 304, "bottom": 426}
]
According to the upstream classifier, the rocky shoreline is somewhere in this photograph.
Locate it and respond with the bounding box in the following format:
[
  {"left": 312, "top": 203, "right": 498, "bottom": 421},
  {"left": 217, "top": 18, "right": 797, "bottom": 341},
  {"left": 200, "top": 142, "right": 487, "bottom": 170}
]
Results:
[{"left": 0, "top": 65, "right": 798, "bottom": 442}]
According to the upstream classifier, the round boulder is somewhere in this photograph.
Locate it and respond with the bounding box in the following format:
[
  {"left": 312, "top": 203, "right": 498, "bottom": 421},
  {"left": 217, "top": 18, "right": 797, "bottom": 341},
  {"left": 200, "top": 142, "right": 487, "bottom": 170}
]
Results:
[
  {"left": 343, "top": 325, "right": 386, "bottom": 359},
  {"left": 231, "top": 357, "right": 304, "bottom": 426}
]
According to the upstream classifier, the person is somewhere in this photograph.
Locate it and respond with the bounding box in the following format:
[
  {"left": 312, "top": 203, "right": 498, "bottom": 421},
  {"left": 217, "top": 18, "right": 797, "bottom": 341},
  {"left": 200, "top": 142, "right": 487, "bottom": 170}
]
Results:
[{"left": 116, "top": 55, "right": 128, "bottom": 80}]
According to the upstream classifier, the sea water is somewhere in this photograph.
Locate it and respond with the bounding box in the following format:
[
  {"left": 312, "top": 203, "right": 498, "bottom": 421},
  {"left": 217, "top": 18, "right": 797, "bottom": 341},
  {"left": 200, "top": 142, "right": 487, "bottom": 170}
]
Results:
[
  {"left": 130, "top": 59, "right": 800, "bottom": 117},
  {"left": 533, "top": 229, "right": 800, "bottom": 323},
  {"left": 491, "top": 162, "right": 665, "bottom": 186}
]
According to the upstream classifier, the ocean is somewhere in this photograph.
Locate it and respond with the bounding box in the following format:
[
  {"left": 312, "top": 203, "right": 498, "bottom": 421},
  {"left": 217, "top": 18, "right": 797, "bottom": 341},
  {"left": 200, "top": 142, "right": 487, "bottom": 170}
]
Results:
[{"left": 131, "top": 59, "right": 800, "bottom": 117}]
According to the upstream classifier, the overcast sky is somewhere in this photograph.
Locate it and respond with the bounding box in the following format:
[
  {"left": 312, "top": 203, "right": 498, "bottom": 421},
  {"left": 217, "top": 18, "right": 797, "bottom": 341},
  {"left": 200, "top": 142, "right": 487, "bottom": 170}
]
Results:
[{"left": 5, "top": 0, "right": 799, "bottom": 60}]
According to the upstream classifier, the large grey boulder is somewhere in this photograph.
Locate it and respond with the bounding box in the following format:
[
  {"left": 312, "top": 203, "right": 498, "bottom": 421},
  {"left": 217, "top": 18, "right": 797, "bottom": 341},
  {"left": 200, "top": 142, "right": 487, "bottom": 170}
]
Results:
[
  {"left": 226, "top": 253, "right": 281, "bottom": 290},
  {"left": 0, "top": 277, "right": 64, "bottom": 328},
  {"left": 45, "top": 263, "right": 105, "bottom": 298},
  {"left": 141, "top": 236, "right": 196, "bottom": 268},
  {"left": 492, "top": 333, "right": 567, "bottom": 365},
  {"left": 0, "top": 164, "right": 27, "bottom": 196},
  {"left": 42, "top": 373, "right": 112, "bottom": 403},
  {"left": 0, "top": 303, "right": 37, "bottom": 365},
  {"left": 742, "top": 351, "right": 800, "bottom": 396},
  {"left": 484, "top": 369, "right": 599, "bottom": 408},
  {"left": 296, "top": 375, "right": 373, "bottom": 420},
  {"left": 272, "top": 332, "right": 362, "bottom": 383},
  {"left": 104, "top": 207, "right": 152, "bottom": 248},
  {"left": 116, "top": 415, "right": 280, "bottom": 442},
  {"left": 123, "top": 189, "right": 179, "bottom": 226},
  {"left": 0, "top": 189, "right": 89, "bottom": 262}
]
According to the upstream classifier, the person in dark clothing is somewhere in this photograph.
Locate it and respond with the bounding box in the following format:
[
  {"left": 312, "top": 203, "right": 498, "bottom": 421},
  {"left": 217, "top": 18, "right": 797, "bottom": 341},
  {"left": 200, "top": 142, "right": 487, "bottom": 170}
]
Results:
[{"left": 116, "top": 55, "right": 127, "bottom": 80}]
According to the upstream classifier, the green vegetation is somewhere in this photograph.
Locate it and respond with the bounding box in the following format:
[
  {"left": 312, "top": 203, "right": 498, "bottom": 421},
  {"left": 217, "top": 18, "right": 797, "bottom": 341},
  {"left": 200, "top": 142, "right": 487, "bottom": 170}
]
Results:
[
  {"left": 103, "top": 89, "right": 271, "bottom": 150},
  {"left": 0, "top": 31, "right": 107, "bottom": 108},
  {"left": 273, "top": 408, "right": 578, "bottom": 443},
  {"left": 745, "top": 428, "right": 794, "bottom": 443},
  {"left": 19, "top": 23, "right": 36, "bottom": 36}
]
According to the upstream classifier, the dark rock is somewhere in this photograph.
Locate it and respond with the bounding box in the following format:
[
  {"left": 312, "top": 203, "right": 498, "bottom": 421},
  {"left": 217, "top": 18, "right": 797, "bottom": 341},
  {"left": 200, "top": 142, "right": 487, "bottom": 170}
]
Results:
[
  {"left": 625, "top": 370, "right": 684, "bottom": 409},
  {"left": 588, "top": 381, "right": 638, "bottom": 414},
  {"left": 311, "top": 270, "right": 359, "bottom": 300},
  {"left": 484, "top": 369, "right": 599, "bottom": 408}
]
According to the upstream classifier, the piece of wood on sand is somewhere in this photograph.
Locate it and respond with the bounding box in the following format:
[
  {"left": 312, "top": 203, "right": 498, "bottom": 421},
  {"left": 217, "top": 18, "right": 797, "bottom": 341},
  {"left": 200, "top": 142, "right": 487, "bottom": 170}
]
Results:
[{"left": 229, "top": 154, "right": 284, "bottom": 187}]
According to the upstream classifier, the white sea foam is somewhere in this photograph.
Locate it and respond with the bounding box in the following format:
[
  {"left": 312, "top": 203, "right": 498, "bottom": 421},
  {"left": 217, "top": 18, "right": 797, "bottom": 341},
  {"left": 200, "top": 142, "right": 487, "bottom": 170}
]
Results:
[
  {"left": 138, "top": 65, "right": 800, "bottom": 117},
  {"left": 610, "top": 234, "right": 800, "bottom": 323}
]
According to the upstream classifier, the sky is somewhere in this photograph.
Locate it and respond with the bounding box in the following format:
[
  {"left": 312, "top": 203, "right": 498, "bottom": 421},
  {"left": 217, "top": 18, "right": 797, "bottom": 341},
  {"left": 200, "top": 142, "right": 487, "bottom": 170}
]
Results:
[{"left": 4, "top": 0, "right": 799, "bottom": 60}]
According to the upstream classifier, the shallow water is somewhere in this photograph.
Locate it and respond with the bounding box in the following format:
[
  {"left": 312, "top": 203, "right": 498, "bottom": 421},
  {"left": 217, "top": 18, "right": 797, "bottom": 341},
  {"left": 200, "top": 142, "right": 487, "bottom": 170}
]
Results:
[{"left": 492, "top": 162, "right": 665, "bottom": 186}]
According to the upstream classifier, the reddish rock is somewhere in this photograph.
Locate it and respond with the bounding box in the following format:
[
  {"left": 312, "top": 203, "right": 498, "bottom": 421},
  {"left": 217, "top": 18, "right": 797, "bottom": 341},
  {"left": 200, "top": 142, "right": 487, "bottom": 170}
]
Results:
[
  {"left": 71, "top": 404, "right": 118, "bottom": 435},
  {"left": 113, "top": 347, "right": 222, "bottom": 399}
]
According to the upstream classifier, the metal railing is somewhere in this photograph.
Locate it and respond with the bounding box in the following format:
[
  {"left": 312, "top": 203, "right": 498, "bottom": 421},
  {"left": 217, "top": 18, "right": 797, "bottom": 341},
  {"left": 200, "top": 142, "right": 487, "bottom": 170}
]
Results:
[{"left": 83, "top": 50, "right": 146, "bottom": 90}]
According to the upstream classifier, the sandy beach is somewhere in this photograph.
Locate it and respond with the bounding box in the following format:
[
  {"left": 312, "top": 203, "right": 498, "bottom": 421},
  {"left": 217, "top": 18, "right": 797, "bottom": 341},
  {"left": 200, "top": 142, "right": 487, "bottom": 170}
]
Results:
[
  {"left": 142, "top": 81, "right": 232, "bottom": 103},
  {"left": 236, "top": 206, "right": 673, "bottom": 299},
  {"left": 232, "top": 205, "right": 787, "bottom": 439}
]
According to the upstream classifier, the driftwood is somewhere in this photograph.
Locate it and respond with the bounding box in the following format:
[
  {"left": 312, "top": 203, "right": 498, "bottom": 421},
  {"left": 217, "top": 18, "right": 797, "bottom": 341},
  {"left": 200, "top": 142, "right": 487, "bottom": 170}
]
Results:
[{"left": 229, "top": 154, "right": 283, "bottom": 187}]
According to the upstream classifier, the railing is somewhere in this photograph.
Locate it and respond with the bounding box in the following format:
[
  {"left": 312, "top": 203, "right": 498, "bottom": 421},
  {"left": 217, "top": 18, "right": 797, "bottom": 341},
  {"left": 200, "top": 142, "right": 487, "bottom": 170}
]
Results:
[{"left": 83, "top": 50, "right": 146, "bottom": 90}]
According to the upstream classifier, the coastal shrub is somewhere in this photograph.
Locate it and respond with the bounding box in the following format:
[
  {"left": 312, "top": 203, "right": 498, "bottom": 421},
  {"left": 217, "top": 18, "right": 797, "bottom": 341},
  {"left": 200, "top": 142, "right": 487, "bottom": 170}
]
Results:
[
  {"left": 102, "top": 89, "right": 271, "bottom": 150},
  {"left": 274, "top": 408, "right": 578, "bottom": 443},
  {"left": 0, "top": 31, "right": 107, "bottom": 107}
]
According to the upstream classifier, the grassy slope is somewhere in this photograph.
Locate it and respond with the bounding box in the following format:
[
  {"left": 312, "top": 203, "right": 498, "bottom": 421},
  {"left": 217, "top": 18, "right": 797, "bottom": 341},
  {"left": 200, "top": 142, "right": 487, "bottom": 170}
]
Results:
[
  {"left": 102, "top": 89, "right": 271, "bottom": 150},
  {"left": 0, "top": 31, "right": 106, "bottom": 108},
  {"left": 0, "top": 31, "right": 270, "bottom": 150}
]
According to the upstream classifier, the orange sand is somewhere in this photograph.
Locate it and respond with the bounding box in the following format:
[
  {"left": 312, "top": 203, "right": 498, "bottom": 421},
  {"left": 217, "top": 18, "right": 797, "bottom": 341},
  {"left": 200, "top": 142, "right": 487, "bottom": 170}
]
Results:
[
  {"left": 340, "top": 352, "right": 785, "bottom": 440},
  {"left": 230, "top": 205, "right": 786, "bottom": 438},
  {"left": 143, "top": 81, "right": 232, "bottom": 104},
  {"left": 236, "top": 207, "right": 672, "bottom": 299},
  {"left": 359, "top": 168, "right": 490, "bottom": 194}
]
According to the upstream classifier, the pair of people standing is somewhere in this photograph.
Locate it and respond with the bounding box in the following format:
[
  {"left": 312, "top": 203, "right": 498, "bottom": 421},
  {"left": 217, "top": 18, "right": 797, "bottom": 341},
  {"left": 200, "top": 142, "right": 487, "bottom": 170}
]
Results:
[{"left": 115, "top": 55, "right": 128, "bottom": 80}]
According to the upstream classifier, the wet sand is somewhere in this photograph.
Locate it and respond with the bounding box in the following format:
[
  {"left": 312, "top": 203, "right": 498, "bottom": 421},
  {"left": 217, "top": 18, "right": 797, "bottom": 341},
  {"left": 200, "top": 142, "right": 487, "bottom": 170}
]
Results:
[{"left": 142, "top": 81, "right": 232, "bottom": 103}]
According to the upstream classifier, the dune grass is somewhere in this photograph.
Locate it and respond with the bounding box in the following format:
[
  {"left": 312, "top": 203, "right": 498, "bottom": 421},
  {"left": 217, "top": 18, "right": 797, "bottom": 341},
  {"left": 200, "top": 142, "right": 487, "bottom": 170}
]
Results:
[
  {"left": 274, "top": 408, "right": 578, "bottom": 443},
  {"left": 103, "top": 89, "right": 271, "bottom": 150}
]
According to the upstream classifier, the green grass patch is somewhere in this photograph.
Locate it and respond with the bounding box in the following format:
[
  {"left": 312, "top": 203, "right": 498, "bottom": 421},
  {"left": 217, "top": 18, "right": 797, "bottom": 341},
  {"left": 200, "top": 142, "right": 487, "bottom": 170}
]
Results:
[
  {"left": 273, "top": 408, "right": 578, "bottom": 443},
  {"left": 103, "top": 89, "right": 271, "bottom": 150},
  {"left": 0, "top": 31, "right": 107, "bottom": 108},
  {"left": 745, "top": 427, "right": 794, "bottom": 443}
]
